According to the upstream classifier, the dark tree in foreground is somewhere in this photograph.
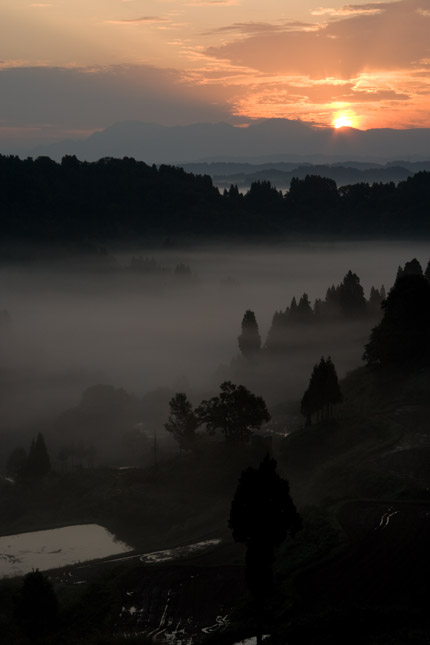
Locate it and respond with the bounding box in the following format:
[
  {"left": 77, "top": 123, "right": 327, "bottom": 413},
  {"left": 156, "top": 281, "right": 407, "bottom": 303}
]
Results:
[
  {"left": 301, "top": 357, "right": 342, "bottom": 425},
  {"left": 196, "top": 381, "right": 270, "bottom": 443},
  {"left": 238, "top": 310, "right": 262, "bottom": 359},
  {"left": 164, "top": 393, "right": 199, "bottom": 450},
  {"left": 14, "top": 570, "right": 59, "bottom": 638},
  {"left": 364, "top": 273, "right": 430, "bottom": 367},
  {"left": 229, "top": 455, "right": 302, "bottom": 644},
  {"left": 23, "top": 433, "right": 51, "bottom": 479}
]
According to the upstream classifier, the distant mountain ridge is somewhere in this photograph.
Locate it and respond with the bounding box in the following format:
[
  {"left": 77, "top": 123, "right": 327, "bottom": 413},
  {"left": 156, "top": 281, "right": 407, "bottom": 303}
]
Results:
[
  {"left": 182, "top": 161, "right": 430, "bottom": 191},
  {"left": 29, "top": 119, "right": 430, "bottom": 165}
]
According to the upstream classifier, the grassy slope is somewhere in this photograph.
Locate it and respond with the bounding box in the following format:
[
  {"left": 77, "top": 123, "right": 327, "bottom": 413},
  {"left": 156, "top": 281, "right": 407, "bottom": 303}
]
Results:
[{"left": 262, "top": 365, "right": 430, "bottom": 644}]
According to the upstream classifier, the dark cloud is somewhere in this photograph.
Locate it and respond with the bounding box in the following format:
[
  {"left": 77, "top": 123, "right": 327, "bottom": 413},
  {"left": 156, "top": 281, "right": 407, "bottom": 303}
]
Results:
[
  {"left": 206, "top": 0, "right": 430, "bottom": 78},
  {"left": 202, "top": 20, "right": 313, "bottom": 36},
  {"left": 0, "top": 64, "right": 233, "bottom": 150}
]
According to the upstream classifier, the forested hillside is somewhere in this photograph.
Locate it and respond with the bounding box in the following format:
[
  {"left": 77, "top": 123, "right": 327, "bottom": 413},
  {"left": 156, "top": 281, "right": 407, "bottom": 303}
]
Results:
[{"left": 1, "top": 155, "right": 430, "bottom": 246}]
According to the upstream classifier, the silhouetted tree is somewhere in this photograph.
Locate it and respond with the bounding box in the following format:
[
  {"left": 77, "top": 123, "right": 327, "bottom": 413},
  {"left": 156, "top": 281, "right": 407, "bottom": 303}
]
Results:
[
  {"left": 265, "top": 310, "right": 289, "bottom": 352},
  {"left": 289, "top": 296, "right": 298, "bottom": 316},
  {"left": 313, "top": 298, "right": 324, "bottom": 319},
  {"left": 229, "top": 454, "right": 302, "bottom": 644},
  {"left": 396, "top": 258, "right": 423, "bottom": 282},
  {"left": 425, "top": 259, "right": 430, "bottom": 283},
  {"left": 295, "top": 293, "right": 313, "bottom": 322},
  {"left": 364, "top": 273, "right": 430, "bottom": 367},
  {"left": 338, "top": 270, "right": 367, "bottom": 316},
  {"left": 368, "top": 286, "right": 384, "bottom": 314},
  {"left": 403, "top": 258, "right": 423, "bottom": 276},
  {"left": 301, "top": 357, "right": 342, "bottom": 425},
  {"left": 238, "top": 310, "right": 261, "bottom": 359},
  {"left": 14, "top": 570, "right": 59, "bottom": 638},
  {"left": 24, "top": 433, "right": 51, "bottom": 479},
  {"left": 196, "top": 381, "right": 270, "bottom": 443},
  {"left": 164, "top": 393, "right": 199, "bottom": 450}
]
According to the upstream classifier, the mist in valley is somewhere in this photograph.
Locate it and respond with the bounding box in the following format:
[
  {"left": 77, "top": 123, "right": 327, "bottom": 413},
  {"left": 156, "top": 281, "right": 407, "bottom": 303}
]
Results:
[{"left": 0, "top": 239, "right": 429, "bottom": 468}]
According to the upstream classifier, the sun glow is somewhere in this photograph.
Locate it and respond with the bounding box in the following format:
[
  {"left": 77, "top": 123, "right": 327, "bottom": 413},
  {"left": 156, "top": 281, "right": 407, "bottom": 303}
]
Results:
[{"left": 332, "top": 113, "right": 357, "bottom": 129}]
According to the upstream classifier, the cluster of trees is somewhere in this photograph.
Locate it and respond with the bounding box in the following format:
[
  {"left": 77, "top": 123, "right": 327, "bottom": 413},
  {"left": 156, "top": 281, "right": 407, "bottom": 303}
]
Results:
[
  {"left": 2, "top": 155, "right": 430, "bottom": 243},
  {"left": 237, "top": 271, "right": 386, "bottom": 359},
  {"left": 165, "top": 381, "right": 271, "bottom": 448},
  {"left": 301, "top": 357, "right": 342, "bottom": 425},
  {"left": 6, "top": 433, "right": 51, "bottom": 481},
  {"left": 364, "top": 259, "right": 430, "bottom": 367}
]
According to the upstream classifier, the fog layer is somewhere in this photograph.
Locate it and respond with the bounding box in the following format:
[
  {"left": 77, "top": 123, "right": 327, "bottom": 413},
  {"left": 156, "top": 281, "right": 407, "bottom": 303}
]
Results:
[{"left": 0, "top": 240, "right": 428, "bottom": 434}]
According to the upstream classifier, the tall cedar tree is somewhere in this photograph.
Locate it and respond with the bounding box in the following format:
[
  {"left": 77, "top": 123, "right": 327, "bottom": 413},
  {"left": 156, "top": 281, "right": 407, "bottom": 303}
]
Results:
[
  {"left": 196, "top": 381, "right": 270, "bottom": 443},
  {"left": 238, "top": 310, "right": 262, "bottom": 359},
  {"left": 364, "top": 273, "right": 430, "bottom": 367},
  {"left": 24, "top": 433, "right": 51, "bottom": 479},
  {"left": 164, "top": 393, "right": 199, "bottom": 450},
  {"left": 338, "top": 270, "right": 367, "bottom": 316},
  {"left": 229, "top": 454, "right": 302, "bottom": 644},
  {"left": 301, "top": 357, "right": 342, "bottom": 425}
]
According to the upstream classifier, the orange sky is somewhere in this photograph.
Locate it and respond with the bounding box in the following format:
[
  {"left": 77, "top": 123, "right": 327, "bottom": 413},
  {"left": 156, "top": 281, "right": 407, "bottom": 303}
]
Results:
[{"left": 1, "top": 0, "right": 430, "bottom": 146}]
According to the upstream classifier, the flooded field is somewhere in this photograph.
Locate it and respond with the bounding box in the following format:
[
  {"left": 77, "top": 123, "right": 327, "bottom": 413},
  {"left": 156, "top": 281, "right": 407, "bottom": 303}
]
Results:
[{"left": 0, "top": 524, "right": 132, "bottom": 577}]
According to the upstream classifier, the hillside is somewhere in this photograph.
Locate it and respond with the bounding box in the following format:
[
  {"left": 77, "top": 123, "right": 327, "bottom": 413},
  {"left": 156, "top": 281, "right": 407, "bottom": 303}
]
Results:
[
  {"left": 30, "top": 120, "right": 430, "bottom": 165},
  {"left": 2, "top": 155, "right": 430, "bottom": 249}
]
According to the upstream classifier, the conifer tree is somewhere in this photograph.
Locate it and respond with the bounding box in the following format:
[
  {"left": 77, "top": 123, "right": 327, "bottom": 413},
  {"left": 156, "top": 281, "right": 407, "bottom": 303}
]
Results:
[
  {"left": 289, "top": 296, "right": 298, "bottom": 316},
  {"left": 425, "top": 259, "right": 430, "bottom": 283},
  {"left": 403, "top": 258, "right": 423, "bottom": 276},
  {"left": 364, "top": 273, "right": 430, "bottom": 367},
  {"left": 301, "top": 357, "right": 342, "bottom": 424},
  {"left": 293, "top": 293, "right": 313, "bottom": 322},
  {"left": 338, "top": 270, "right": 366, "bottom": 316},
  {"left": 24, "top": 433, "right": 51, "bottom": 479},
  {"left": 238, "top": 309, "right": 261, "bottom": 359}
]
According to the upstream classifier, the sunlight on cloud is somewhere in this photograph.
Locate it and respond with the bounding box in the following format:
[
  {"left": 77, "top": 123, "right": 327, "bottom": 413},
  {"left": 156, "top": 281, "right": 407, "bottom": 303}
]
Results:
[
  {"left": 312, "top": 4, "right": 385, "bottom": 16},
  {"left": 185, "top": 0, "right": 239, "bottom": 6},
  {"left": 105, "top": 16, "right": 168, "bottom": 25}
]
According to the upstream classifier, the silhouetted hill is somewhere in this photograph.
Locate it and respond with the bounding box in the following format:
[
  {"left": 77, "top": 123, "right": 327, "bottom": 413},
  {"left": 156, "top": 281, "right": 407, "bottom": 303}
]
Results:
[
  {"left": 207, "top": 164, "right": 416, "bottom": 190},
  {"left": 30, "top": 119, "right": 430, "bottom": 164},
  {"left": 2, "top": 155, "right": 430, "bottom": 247}
]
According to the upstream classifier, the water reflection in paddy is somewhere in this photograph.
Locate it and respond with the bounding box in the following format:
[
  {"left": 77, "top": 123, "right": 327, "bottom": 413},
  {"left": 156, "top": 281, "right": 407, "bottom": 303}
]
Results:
[{"left": 0, "top": 524, "right": 132, "bottom": 577}]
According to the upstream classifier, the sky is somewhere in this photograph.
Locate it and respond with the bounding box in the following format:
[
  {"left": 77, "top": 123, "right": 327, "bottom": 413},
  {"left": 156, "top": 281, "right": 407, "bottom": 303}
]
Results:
[{"left": 1, "top": 0, "right": 430, "bottom": 149}]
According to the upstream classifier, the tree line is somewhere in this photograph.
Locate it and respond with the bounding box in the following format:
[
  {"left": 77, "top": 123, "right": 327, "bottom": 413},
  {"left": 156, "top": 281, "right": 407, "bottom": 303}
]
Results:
[
  {"left": 165, "top": 381, "right": 271, "bottom": 449},
  {"left": 237, "top": 269, "right": 388, "bottom": 359},
  {"left": 1, "top": 155, "right": 430, "bottom": 245}
]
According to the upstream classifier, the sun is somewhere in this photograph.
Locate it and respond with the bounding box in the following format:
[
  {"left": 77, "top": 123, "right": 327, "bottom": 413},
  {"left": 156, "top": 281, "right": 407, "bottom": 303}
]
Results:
[{"left": 332, "top": 113, "right": 356, "bottom": 129}]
